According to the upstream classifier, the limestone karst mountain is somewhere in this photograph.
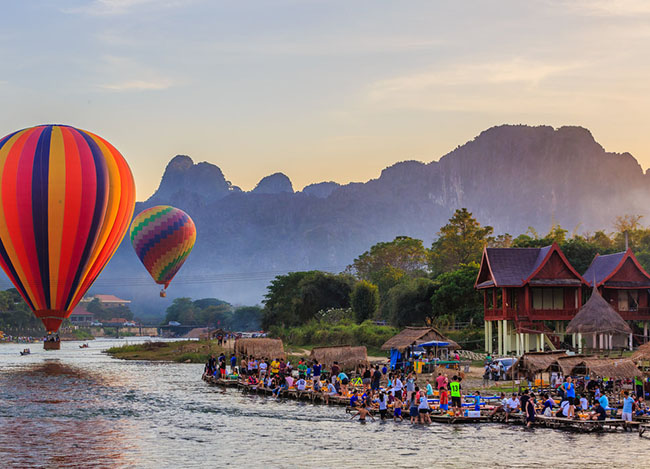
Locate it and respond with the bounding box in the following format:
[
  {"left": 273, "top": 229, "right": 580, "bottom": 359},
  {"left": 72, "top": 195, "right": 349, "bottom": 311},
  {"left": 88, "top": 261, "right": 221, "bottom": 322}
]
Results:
[{"left": 91, "top": 125, "right": 650, "bottom": 315}]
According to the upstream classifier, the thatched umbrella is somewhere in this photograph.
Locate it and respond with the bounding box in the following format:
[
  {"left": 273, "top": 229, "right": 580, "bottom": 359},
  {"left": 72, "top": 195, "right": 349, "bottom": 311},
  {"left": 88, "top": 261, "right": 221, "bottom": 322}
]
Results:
[
  {"left": 234, "top": 338, "right": 285, "bottom": 359},
  {"left": 632, "top": 342, "right": 650, "bottom": 362},
  {"left": 566, "top": 286, "right": 631, "bottom": 350},
  {"left": 310, "top": 345, "right": 368, "bottom": 372},
  {"left": 381, "top": 326, "right": 459, "bottom": 352}
]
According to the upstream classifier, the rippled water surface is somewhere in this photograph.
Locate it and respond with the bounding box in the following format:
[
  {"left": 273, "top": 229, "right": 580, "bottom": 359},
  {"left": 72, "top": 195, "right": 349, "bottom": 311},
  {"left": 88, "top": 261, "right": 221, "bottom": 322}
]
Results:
[{"left": 0, "top": 339, "right": 648, "bottom": 468}]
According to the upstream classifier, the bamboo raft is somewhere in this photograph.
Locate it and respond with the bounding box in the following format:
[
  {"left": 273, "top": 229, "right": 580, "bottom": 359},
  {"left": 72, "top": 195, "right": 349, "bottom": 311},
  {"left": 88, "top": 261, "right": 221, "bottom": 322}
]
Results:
[{"left": 201, "top": 376, "right": 649, "bottom": 432}]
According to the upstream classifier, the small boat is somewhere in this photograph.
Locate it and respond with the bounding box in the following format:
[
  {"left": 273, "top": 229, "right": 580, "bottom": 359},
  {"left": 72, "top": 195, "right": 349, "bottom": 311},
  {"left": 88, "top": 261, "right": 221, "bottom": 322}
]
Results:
[
  {"left": 79, "top": 343, "right": 89, "bottom": 348},
  {"left": 20, "top": 348, "right": 30, "bottom": 356}
]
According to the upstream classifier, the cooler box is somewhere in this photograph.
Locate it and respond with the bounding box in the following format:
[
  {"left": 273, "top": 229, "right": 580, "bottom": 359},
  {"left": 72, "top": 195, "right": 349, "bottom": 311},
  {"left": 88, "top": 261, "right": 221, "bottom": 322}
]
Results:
[{"left": 468, "top": 411, "right": 481, "bottom": 418}]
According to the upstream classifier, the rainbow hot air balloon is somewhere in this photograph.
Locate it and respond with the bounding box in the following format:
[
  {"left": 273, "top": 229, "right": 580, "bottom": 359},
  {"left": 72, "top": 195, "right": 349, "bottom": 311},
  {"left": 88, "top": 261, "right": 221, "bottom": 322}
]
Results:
[
  {"left": 0, "top": 125, "right": 136, "bottom": 333},
  {"left": 129, "top": 206, "right": 196, "bottom": 296}
]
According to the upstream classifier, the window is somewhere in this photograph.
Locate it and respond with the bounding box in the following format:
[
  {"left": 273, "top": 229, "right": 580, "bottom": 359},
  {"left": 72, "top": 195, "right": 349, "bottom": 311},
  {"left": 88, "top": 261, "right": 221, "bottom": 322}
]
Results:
[
  {"left": 619, "top": 290, "right": 639, "bottom": 312},
  {"left": 532, "top": 288, "right": 564, "bottom": 310}
]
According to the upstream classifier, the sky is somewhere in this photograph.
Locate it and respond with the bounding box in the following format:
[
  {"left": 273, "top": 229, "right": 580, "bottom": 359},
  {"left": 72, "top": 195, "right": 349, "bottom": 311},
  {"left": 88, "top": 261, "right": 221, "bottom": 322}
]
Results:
[{"left": 1, "top": 0, "right": 649, "bottom": 199}]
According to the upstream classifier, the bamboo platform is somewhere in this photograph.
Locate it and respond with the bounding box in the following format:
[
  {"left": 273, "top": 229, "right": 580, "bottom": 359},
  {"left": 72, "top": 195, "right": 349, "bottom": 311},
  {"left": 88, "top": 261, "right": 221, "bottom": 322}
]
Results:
[{"left": 201, "top": 377, "right": 650, "bottom": 432}]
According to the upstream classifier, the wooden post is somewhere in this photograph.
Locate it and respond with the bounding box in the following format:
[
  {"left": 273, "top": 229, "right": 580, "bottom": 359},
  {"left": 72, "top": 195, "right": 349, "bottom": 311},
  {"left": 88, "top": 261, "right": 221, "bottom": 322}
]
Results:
[
  {"left": 644, "top": 322, "right": 648, "bottom": 343},
  {"left": 497, "top": 320, "right": 503, "bottom": 356},
  {"left": 629, "top": 333, "right": 633, "bottom": 351},
  {"left": 484, "top": 320, "right": 489, "bottom": 352},
  {"left": 599, "top": 334, "right": 604, "bottom": 350}
]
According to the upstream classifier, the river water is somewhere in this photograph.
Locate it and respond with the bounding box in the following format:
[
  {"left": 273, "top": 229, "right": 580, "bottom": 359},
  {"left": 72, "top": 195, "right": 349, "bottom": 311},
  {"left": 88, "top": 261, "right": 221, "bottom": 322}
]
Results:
[{"left": 0, "top": 338, "right": 647, "bottom": 468}]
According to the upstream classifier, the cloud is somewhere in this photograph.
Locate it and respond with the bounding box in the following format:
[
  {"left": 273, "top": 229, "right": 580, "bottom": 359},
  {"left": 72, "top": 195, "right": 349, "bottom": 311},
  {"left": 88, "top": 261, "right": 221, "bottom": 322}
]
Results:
[
  {"left": 99, "top": 79, "right": 172, "bottom": 91},
  {"left": 560, "top": 0, "right": 650, "bottom": 16},
  {"left": 366, "top": 58, "right": 588, "bottom": 112},
  {"left": 66, "top": 0, "right": 196, "bottom": 16}
]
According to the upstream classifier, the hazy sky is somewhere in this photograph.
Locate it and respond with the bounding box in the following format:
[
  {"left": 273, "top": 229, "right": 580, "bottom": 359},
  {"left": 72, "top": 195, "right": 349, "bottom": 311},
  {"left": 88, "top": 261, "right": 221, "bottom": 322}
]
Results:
[{"left": 1, "top": 0, "right": 649, "bottom": 199}]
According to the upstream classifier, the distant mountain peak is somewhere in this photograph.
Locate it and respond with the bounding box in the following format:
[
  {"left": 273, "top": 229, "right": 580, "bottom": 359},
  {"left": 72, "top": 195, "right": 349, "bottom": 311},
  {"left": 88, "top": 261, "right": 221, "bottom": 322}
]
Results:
[{"left": 252, "top": 172, "right": 294, "bottom": 194}]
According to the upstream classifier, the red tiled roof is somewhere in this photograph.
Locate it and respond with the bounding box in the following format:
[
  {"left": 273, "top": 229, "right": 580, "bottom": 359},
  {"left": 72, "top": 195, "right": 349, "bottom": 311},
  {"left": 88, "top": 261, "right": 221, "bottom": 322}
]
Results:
[{"left": 93, "top": 294, "right": 130, "bottom": 303}]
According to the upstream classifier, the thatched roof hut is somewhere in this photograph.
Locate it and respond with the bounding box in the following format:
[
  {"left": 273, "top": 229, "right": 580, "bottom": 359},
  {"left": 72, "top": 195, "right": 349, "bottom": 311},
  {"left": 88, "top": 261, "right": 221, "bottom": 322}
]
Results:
[
  {"left": 582, "top": 358, "right": 642, "bottom": 378},
  {"left": 310, "top": 346, "right": 368, "bottom": 371},
  {"left": 553, "top": 355, "right": 588, "bottom": 376},
  {"left": 566, "top": 287, "right": 632, "bottom": 335},
  {"left": 234, "top": 338, "right": 285, "bottom": 359},
  {"left": 507, "top": 350, "right": 568, "bottom": 378},
  {"left": 632, "top": 342, "right": 650, "bottom": 362},
  {"left": 381, "top": 327, "right": 459, "bottom": 351}
]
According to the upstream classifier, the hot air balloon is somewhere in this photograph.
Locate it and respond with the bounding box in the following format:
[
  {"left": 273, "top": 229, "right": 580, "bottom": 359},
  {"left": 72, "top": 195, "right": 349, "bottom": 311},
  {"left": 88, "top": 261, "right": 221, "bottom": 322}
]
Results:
[
  {"left": 0, "top": 125, "right": 136, "bottom": 340},
  {"left": 129, "top": 206, "right": 196, "bottom": 297}
]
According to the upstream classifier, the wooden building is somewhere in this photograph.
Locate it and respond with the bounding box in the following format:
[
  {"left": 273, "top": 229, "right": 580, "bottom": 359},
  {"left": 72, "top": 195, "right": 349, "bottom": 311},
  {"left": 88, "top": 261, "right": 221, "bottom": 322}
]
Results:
[
  {"left": 583, "top": 248, "right": 650, "bottom": 341},
  {"left": 475, "top": 243, "right": 586, "bottom": 355}
]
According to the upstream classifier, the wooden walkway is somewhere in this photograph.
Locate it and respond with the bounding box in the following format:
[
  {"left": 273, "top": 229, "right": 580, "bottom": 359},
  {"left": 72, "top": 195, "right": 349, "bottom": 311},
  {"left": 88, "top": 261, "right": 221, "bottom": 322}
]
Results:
[{"left": 201, "top": 376, "right": 649, "bottom": 432}]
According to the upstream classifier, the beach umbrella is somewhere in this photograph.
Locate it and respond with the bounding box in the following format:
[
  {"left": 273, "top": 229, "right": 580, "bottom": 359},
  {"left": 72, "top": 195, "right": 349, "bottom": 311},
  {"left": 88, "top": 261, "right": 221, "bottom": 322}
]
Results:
[
  {"left": 0, "top": 125, "right": 136, "bottom": 332},
  {"left": 129, "top": 206, "right": 196, "bottom": 296}
]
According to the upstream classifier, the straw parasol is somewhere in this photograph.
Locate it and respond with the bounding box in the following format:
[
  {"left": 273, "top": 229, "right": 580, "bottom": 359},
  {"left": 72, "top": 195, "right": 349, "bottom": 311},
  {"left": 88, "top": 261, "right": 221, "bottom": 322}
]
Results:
[
  {"left": 566, "top": 286, "right": 632, "bottom": 335},
  {"left": 310, "top": 345, "right": 368, "bottom": 371},
  {"left": 234, "top": 338, "right": 285, "bottom": 359},
  {"left": 507, "top": 350, "right": 568, "bottom": 378},
  {"left": 381, "top": 326, "right": 459, "bottom": 351},
  {"left": 632, "top": 342, "right": 650, "bottom": 362}
]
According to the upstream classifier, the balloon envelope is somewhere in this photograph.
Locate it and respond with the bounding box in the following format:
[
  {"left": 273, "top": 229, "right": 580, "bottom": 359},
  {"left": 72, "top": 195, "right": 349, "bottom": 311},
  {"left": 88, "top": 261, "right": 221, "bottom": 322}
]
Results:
[
  {"left": 130, "top": 206, "right": 196, "bottom": 289},
  {"left": 0, "top": 125, "right": 136, "bottom": 332}
]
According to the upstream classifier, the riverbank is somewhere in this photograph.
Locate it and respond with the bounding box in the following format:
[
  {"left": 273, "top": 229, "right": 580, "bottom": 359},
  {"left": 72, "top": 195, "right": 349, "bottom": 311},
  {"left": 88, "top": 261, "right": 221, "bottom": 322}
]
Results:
[{"left": 105, "top": 339, "right": 232, "bottom": 363}]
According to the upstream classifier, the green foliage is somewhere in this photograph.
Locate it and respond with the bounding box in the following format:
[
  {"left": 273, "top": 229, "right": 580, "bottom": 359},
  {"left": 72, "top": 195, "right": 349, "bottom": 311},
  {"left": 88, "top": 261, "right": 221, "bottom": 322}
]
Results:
[
  {"left": 384, "top": 277, "right": 437, "bottom": 327},
  {"left": 350, "top": 280, "right": 379, "bottom": 323},
  {"left": 269, "top": 319, "right": 398, "bottom": 352},
  {"left": 349, "top": 236, "right": 427, "bottom": 283},
  {"left": 444, "top": 327, "right": 484, "bottom": 351},
  {"left": 0, "top": 288, "right": 42, "bottom": 332},
  {"left": 262, "top": 271, "right": 354, "bottom": 328},
  {"left": 429, "top": 208, "right": 493, "bottom": 276},
  {"left": 431, "top": 263, "right": 483, "bottom": 326},
  {"left": 162, "top": 296, "right": 261, "bottom": 331}
]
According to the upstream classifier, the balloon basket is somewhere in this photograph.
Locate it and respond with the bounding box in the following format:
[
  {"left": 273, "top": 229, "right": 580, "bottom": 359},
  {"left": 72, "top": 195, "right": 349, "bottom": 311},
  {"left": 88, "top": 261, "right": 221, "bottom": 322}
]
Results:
[
  {"left": 44, "top": 341, "right": 61, "bottom": 351},
  {"left": 160, "top": 290, "right": 167, "bottom": 298}
]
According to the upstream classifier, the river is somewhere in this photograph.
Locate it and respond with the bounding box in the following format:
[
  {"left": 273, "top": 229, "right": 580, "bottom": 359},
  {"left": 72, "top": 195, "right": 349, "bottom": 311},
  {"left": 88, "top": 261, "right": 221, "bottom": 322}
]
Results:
[{"left": 0, "top": 338, "right": 647, "bottom": 468}]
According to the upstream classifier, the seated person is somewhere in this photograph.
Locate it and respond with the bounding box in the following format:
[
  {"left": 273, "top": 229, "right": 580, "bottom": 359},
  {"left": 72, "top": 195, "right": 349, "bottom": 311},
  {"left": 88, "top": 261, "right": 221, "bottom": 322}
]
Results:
[
  {"left": 296, "top": 377, "right": 307, "bottom": 391},
  {"left": 590, "top": 401, "right": 607, "bottom": 421}
]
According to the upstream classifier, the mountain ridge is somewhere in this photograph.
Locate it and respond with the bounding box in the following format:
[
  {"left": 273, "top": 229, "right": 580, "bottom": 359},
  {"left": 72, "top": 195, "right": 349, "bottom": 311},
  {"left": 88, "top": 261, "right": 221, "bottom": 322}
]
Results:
[{"left": 93, "top": 124, "right": 650, "bottom": 315}]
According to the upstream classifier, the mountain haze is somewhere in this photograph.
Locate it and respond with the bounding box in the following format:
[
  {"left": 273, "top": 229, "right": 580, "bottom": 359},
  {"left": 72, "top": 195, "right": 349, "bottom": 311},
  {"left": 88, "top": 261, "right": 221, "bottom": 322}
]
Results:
[{"left": 93, "top": 125, "right": 650, "bottom": 316}]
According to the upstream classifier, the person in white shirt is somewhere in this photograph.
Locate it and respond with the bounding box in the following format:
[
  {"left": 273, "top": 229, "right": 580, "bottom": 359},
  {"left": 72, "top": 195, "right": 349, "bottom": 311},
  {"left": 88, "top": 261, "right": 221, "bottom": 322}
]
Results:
[
  {"left": 505, "top": 394, "right": 520, "bottom": 423},
  {"left": 579, "top": 394, "right": 589, "bottom": 411},
  {"left": 296, "top": 378, "right": 307, "bottom": 391},
  {"left": 560, "top": 400, "right": 570, "bottom": 417},
  {"left": 392, "top": 376, "right": 404, "bottom": 398}
]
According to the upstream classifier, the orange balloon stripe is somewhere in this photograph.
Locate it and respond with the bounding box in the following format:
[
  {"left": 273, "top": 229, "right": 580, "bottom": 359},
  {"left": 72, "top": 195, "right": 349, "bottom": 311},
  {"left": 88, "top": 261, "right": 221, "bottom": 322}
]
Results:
[
  {"left": 47, "top": 127, "right": 66, "bottom": 307},
  {"left": 5, "top": 129, "right": 43, "bottom": 307}
]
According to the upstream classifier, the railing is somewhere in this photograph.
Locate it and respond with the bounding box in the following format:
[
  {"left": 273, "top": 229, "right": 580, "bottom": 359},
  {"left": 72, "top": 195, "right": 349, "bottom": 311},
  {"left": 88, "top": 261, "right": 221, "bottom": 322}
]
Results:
[
  {"left": 484, "top": 308, "right": 516, "bottom": 321},
  {"left": 527, "top": 308, "right": 578, "bottom": 320},
  {"left": 617, "top": 307, "right": 650, "bottom": 320}
]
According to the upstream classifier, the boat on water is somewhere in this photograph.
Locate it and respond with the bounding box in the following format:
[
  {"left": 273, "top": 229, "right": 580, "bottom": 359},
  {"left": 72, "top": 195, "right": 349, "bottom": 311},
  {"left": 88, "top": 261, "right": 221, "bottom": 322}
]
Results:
[
  {"left": 79, "top": 343, "right": 89, "bottom": 348},
  {"left": 20, "top": 348, "right": 30, "bottom": 355}
]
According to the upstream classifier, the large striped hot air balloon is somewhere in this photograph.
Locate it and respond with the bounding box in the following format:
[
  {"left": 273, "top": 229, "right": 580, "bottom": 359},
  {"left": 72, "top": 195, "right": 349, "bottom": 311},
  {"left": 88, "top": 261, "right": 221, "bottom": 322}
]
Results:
[
  {"left": 0, "top": 125, "right": 136, "bottom": 333},
  {"left": 130, "top": 206, "right": 196, "bottom": 295}
]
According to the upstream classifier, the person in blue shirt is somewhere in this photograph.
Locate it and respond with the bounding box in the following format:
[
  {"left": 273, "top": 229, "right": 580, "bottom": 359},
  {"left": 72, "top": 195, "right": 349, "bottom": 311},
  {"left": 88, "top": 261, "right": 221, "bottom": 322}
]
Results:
[
  {"left": 349, "top": 390, "right": 359, "bottom": 408},
  {"left": 598, "top": 393, "right": 609, "bottom": 411},
  {"left": 473, "top": 391, "right": 481, "bottom": 412},
  {"left": 621, "top": 391, "right": 635, "bottom": 428},
  {"left": 562, "top": 377, "right": 576, "bottom": 418},
  {"left": 230, "top": 354, "right": 237, "bottom": 373}
]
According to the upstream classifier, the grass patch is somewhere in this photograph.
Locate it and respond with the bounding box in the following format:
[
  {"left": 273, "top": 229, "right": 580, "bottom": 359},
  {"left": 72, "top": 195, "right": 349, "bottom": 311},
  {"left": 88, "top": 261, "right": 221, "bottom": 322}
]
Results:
[{"left": 105, "top": 339, "right": 226, "bottom": 363}]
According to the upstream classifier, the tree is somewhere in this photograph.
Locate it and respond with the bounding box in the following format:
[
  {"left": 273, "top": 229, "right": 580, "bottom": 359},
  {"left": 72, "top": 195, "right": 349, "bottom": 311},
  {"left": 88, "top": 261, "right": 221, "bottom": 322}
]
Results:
[
  {"left": 262, "top": 271, "right": 354, "bottom": 328},
  {"left": 230, "top": 306, "right": 263, "bottom": 331},
  {"left": 384, "top": 277, "right": 437, "bottom": 327},
  {"left": 348, "top": 236, "right": 428, "bottom": 281},
  {"left": 350, "top": 280, "right": 379, "bottom": 323},
  {"left": 429, "top": 208, "right": 493, "bottom": 276},
  {"left": 164, "top": 297, "right": 196, "bottom": 325},
  {"left": 86, "top": 298, "right": 134, "bottom": 321},
  {"left": 431, "top": 263, "right": 482, "bottom": 326}
]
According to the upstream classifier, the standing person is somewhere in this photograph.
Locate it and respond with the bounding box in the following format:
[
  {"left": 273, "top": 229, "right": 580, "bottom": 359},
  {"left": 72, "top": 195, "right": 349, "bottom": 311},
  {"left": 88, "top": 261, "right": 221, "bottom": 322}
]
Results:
[
  {"left": 362, "top": 367, "right": 372, "bottom": 391},
  {"left": 230, "top": 354, "right": 237, "bottom": 374},
  {"left": 562, "top": 377, "right": 576, "bottom": 418},
  {"left": 338, "top": 371, "right": 350, "bottom": 396},
  {"left": 371, "top": 366, "right": 382, "bottom": 393},
  {"left": 525, "top": 393, "right": 537, "bottom": 428},
  {"left": 219, "top": 357, "right": 227, "bottom": 378},
  {"left": 312, "top": 360, "right": 322, "bottom": 383},
  {"left": 405, "top": 373, "right": 416, "bottom": 402},
  {"left": 393, "top": 394, "right": 404, "bottom": 422},
  {"left": 409, "top": 393, "right": 419, "bottom": 424},
  {"left": 381, "top": 364, "right": 388, "bottom": 376},
  {"left": 440, "top": 386, "right": 449, "bottom": 414},
  {"left": 259, "top": 358, "right": 268, "bottom": 378},
  {"left": 330, "top": 362, "right": 341, "bottom": 383},
  {"left": 392, "top": 374, "right": 404, "bottom": 400},
  {"left": 473, "top": 391, "right": 481, "bottom": 412},
  {"left": 436, "top": 372, "right": 448, "bottom": 391},
  {"left": 622, "top": 391, "right": 635, "bottom": 430},
  {"left": 425, "top": 379, "right": 434, "bottom": 398},
  {"left": 483, "top": 365, "right": 491, "bottom": 387},
  {"left": 449, "top": 376, "right": 462, "bottom": 417},
  {"left": 377, "top": 391, "right": 389, "bottom": 420},
  {"left": 418, "top": 391, "right": 431, "bottom": 424},
  {"left": 635, "top": 376, "right": 645, "bottom": 401}
]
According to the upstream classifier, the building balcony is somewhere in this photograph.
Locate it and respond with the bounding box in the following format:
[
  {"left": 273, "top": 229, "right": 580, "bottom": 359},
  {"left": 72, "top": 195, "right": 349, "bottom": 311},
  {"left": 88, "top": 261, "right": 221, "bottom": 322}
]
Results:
[
  {"left": 617, "top": 307, "right": 650, "bottom": 321},
  {"left": 528, "top": 308, "right": 578, "bottom": 320}
]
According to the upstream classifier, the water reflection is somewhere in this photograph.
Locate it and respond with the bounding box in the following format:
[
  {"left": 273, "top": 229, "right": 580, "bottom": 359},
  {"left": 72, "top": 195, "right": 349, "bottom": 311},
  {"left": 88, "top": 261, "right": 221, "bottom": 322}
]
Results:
[{"left": 0, "top": 339, "right": 648, "bottom": 468}]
